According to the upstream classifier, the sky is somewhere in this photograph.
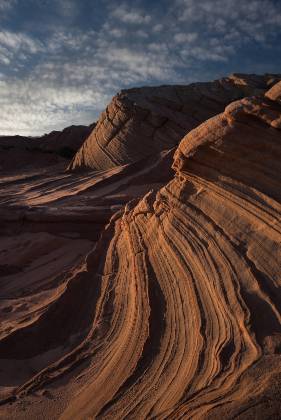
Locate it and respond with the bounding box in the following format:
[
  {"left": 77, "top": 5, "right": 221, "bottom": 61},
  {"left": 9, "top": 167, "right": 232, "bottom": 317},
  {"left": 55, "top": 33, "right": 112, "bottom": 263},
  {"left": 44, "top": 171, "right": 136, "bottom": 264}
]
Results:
[{"left": 0, "top": 0, "right": 280, "bottom": 136}]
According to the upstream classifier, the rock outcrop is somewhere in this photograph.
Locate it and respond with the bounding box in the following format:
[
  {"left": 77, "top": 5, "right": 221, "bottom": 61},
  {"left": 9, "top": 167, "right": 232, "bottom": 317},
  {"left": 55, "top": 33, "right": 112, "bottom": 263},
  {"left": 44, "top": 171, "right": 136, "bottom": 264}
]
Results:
[
  {"left": 0, "top": 81, "right": 280, "bottom": 419},
  {"left": 68, "top": 73, "right": 280, "bottom": 171},
  {"left": 0, "top": 148, "right": 174, "bottom": 241},
  {"left": 36, "top": 123, "right": 97, "bottom": 154},
  {"left": 0, "top": 123, "right": 95, "bottom": 172}
]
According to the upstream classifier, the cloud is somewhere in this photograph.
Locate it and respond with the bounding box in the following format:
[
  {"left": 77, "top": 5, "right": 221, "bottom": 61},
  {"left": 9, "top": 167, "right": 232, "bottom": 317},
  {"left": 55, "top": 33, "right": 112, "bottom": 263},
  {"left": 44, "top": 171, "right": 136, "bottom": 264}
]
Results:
[
  {"left": 0, "top": 0, "right": 280, "bottom": 135},
  {"left": 175, "top": 0, "right": 281, "bottom": 44},
  {"left": 0, "top": 0, "right": 16, "bottom": 11},
  {"left": 174, "top": 32, "right": 198, "bottom": 44},
  {"left": 0, "top": 30, "right": 43, "bottom": 66},
  {"left": 153, "top": 24, "right": 163, "bottom": 32},
  {"left": 0, "top": 31, "right": 42, "bottom": 53},
  {"left": 111, "top": 4, "right": 151, "bottom": 24},
  {"left": 0, "top": 76, "right": 111, "bottom": 135}
]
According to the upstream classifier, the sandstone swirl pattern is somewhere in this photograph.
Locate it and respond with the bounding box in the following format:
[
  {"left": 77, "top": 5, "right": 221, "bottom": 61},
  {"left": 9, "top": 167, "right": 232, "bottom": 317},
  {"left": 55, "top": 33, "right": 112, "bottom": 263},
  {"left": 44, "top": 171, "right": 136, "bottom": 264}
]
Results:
[
  {"left": 68, "top": 73, "right": 280, "bottom": 171},
  {"left": 61, "top": 83, "right": 281, "bottom": 419},
  {"left": 0, "top": 81, "right": 281, "bottom": 419}
]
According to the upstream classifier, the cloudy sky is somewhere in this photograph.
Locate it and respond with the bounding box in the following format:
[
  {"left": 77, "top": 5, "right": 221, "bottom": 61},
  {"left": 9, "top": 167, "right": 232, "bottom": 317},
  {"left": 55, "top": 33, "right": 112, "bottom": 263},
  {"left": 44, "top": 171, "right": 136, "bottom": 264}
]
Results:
[{"left": 0, "top": 0, "right": 280, "bottom": 135}]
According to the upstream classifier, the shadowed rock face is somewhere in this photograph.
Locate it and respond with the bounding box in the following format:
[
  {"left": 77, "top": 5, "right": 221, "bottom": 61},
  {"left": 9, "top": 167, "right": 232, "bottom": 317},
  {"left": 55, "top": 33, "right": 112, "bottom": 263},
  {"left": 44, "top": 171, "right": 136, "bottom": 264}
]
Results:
[
  {"left": 68, "top": 73, "right": 281, "bottom": 171},
  {"left": 39, "top": 124, "right": 97, "bottom": 152},
  {"left": 0, "top": 80, "right": 280, "bottom": 419},
  {"left": 0, "top": 123, "right": 96, "bottom": 172}
]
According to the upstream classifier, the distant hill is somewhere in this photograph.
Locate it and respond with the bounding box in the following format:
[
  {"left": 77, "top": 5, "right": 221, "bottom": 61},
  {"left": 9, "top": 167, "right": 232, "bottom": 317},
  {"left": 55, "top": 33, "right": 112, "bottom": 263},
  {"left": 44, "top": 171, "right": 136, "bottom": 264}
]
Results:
[{"left": 0, "top": 122, "right": 96, "bottom": 171}]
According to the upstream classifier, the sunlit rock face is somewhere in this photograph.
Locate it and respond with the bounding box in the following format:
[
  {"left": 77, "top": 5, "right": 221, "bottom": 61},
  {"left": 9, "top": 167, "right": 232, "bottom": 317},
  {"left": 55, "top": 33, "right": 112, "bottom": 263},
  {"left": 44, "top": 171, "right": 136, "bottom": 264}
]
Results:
[
  {"left": 68, "top": 73, "right": 280, "bottom": 171},
  {"left": 1, "top": 81, "right": 280, "bottom": 420},
  {"left": 59, "top": 82, "right": 281, "bottom": 419},
  {"left": 72, "top": 82, "right": 281, "bottom": 418},
  {"left": 266, "top": 79, "right": 281, "bottom": 105}
]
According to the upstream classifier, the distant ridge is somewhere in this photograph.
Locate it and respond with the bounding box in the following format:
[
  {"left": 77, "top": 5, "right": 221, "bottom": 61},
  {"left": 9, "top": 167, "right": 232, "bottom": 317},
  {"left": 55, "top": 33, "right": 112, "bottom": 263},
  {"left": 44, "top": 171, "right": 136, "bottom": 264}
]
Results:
[{"left": 0, "top": 123, "right": 96, "bottom": 171}]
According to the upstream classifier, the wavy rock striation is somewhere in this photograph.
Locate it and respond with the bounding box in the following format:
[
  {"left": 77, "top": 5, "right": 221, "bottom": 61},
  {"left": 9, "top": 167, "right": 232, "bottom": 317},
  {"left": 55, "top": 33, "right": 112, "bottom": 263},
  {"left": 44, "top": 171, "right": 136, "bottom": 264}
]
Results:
[
  {"left": 0, "top": 149, "right": 173, "bottom": 243},
  {"left": 68, "top": 73, "right": 281, "bottom": 171},
  {"left": 1, "top": 82, "right": 280, "bottom": 419}
]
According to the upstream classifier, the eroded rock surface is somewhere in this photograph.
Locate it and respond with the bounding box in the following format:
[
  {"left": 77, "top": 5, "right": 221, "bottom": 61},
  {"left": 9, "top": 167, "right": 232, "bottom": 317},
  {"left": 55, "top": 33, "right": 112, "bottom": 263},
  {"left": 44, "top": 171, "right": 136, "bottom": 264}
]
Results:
[
  {"left": 0, "top": 81, "right": 280, "bottom": 419},
  {"left": 0, "top": 149, "right": 174, "bottom": 246},
  {"left": 69, "top": 73, "right": 280, "bottom": 171}
]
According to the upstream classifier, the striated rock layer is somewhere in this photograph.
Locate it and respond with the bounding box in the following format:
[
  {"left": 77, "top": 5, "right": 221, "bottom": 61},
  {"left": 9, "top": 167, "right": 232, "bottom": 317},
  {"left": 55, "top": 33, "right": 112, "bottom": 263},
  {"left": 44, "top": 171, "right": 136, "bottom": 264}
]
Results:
[
  {"left": 68, "top": 73, "right": 281, "bottom": 171},
  {"left": 0, "top": 149, "right": 174, "bottom": 242},
  {"left": 0, "top": 82, "right": 280, "bottom": 419}
]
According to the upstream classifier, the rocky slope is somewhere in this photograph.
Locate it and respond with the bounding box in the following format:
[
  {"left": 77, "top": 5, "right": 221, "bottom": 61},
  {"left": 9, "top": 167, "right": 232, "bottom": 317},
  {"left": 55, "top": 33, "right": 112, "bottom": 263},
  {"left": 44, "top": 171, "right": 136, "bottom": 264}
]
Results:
[
  {"left": 68, "top": 73, "right": 281, "bottom": 171},
  {"left": 0, "top": 148, "right": 174, "bottom": 242},
  {"left": 0, "top": 79, "right": 280, "bottom": 419},
  {"left": 0, "top": 123, "right": 95, "bottom": 172}
]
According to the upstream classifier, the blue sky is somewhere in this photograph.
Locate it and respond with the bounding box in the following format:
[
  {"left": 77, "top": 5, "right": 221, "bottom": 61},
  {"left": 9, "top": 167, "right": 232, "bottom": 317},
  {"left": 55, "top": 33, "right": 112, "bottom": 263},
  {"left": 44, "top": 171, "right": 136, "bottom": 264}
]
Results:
[{"left": 0, "top": 0, "right": 280, "bottom": 135}]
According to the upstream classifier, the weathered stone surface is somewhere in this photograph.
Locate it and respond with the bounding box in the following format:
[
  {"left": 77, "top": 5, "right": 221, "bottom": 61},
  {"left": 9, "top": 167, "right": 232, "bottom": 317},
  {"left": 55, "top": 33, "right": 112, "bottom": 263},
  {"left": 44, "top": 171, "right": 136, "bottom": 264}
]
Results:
[
  {"left": 0, "top": 148, "right": 173, "bottom": 240},
  {"left": 265, "top": 80, "right": 281, "bottom": 103},
  {"left": 1, "top": 80, "right": 280, "bottom": 419},
  {"left": 69, "top": 73, "right": 281, "bottom": 171}
]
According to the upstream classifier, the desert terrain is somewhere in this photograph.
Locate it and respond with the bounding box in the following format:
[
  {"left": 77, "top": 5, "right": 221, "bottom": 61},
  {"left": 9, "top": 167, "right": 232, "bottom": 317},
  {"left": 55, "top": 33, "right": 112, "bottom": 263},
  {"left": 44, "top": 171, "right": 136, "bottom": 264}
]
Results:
[{"left": 0, "top": 73, "right": 281, "bottom": 419}]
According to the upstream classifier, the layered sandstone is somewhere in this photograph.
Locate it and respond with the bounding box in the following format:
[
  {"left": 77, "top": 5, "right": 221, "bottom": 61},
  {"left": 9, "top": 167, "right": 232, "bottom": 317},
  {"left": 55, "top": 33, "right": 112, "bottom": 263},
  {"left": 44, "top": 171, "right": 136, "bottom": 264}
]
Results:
[
  {"left": 0, "top": 148, "right": 173, "bottom": 241},
  {"left": 0, "top": 81, "right": 280, "bottom": 419},
  {"left": 68, "top": 73, "right": 280, "bottom": 171}
]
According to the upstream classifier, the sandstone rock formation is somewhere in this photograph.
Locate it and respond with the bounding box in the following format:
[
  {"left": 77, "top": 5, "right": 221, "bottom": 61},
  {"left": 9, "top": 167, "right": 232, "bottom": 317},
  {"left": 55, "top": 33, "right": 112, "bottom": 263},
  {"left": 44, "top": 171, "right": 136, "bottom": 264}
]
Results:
[
  {"left": 68, "top": 73, "right": 280, "bottom": 171},
  {"left": 0, "top": 123, "right": 95, "bottom": 172},
  {"left": 37, "top": 123, "right": 97, "bottom": 154},
  {"left": 0, "top": 149, "right": 173, "bottom": 241},
  {"left": 0, "top": 80, "right": 280, "bottom": 419}
]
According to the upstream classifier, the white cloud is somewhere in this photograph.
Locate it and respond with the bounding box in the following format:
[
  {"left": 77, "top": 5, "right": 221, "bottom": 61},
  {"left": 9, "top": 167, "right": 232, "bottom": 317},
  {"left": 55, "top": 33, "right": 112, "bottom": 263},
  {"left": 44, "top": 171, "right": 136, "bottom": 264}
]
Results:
[
  {"left": 0, "top": 31, "right": 43, "bottom": 66},
  {"left": 153, "top": 24, "right": 163, "bottom": 32},
  {"left": 109, "top": 28, "right": 126, "bottom": 38},
  {"left": 174, "top": 32, "right": 198, "bottom": 44},
  {"left": 111, "top": 4, "right": 151, "bottom": 24},
  {"left": 0, "top": 31, "right": 41, "bottom": 52},
  {"left": 0, "top": 53, "right": 10, "bottom": 65},
  {"left": 0, "top": 76, "right": 111, "bottom": 135}
]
